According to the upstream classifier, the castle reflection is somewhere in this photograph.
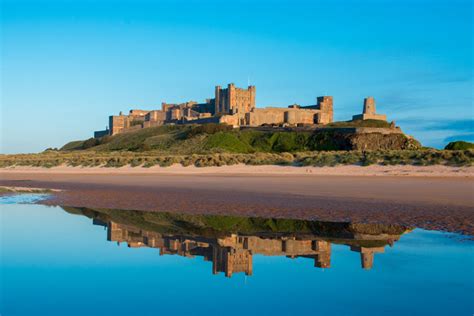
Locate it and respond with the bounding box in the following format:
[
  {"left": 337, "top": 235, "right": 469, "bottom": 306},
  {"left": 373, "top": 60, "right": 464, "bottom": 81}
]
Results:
[{"left": 63, "top": 207, "right": 410, "bottom": 277}]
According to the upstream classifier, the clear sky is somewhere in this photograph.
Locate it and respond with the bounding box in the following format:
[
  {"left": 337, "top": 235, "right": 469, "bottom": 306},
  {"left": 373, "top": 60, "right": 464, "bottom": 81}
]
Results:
[{"left": 1, "top": 0, "right": 472, "bottom": 153}]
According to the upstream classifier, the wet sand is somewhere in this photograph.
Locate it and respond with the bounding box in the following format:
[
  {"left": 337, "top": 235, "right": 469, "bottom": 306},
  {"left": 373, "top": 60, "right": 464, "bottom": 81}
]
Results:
[{"left": 1, "top": 165, "right": 473, "bottom": 235}]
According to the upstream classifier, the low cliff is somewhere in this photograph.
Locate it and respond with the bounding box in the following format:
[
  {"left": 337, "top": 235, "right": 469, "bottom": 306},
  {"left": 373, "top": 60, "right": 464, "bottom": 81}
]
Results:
[{"left": 310, "top": 128, "right": 421, "bottom": 151}]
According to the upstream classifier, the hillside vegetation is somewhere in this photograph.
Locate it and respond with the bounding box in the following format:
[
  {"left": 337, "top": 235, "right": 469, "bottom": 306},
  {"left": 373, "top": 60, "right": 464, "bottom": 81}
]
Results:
[
  {"left": 60, "top": 123, "right": 419, "bottom": 154},
  {"left": 445, "top": 141, "right": 474, "bottom": 150},
  {"left": 62, "top": 206, "right": 408, "bottom": 246},
  {"left": 1, "top": 148, "right": 472, "bottom": 168},
  {"left": 2, "top": 123, "right": 471, "bottom": 168}
]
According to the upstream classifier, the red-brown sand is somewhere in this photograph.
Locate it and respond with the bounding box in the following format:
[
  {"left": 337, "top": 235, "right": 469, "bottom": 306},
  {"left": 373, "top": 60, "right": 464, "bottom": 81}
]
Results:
[{"left": 1, "top": 165, "right": 473, "bottom": 235}]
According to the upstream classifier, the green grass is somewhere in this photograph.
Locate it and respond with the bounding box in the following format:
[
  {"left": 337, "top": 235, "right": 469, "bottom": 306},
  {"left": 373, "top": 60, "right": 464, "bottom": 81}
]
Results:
[
  {"left": 445, "top": 141, "right": 474, "bottom": 150},
  {"left": 204, "top": 132, "right": 254, "bottom": 153},
  {"left": 63, "top": 206, "right": 410, "bottom": 239},
  {"left": 1, "top": 149, "right": 472, "bottom": 168},
  {"left": 0, "top": 186, "right": 54, "bottom": 194},
  {"left": 58, "top": 123, "right": 418, "bottom": 154},
  {"left": 326, "top": 119, "right": 391, "bottom": 128},
  {"left": 60, "top": 140, "right": 86, "bottom": 151},
  {"left": 8, "top": 123, "right": 471, "bottom": 168}
]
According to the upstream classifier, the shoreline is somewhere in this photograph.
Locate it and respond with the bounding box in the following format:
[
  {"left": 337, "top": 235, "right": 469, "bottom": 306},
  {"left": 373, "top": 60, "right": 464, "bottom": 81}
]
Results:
[
  {"left": 1, "top": 164, "right": 473, "bottom": 177},
  {"left": 1, "top": 165, "right": 473, "bottom": 235}
]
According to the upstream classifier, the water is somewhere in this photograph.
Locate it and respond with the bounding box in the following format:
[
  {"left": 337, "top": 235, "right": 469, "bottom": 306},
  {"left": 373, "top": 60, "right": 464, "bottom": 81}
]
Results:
[
  {"left": 1, "top": 196, "right": 473, "bottom": 316},
  {"left": 0, "top": 193, "right": 51, "bottom": 204}
]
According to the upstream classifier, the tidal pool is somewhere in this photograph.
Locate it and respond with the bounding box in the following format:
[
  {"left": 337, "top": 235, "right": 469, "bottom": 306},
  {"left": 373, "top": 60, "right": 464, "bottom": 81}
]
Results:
[{"left": 1, "top": 197, "right": 473, "bottom": 316}]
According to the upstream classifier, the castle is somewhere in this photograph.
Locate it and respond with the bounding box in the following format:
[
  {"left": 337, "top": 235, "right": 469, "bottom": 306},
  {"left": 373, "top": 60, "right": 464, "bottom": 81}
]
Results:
[
  {"left": 63, "top": 206, "right": 406, "bottom": 278},
  {"left": 91, "top": 219, "right": 401, "bottom": 277},
  {"left": 94, "top": 83, "right": 386, "bottom": 137},
  {"left": 86, "top": 218, "right": 401, "bottom": 277}
]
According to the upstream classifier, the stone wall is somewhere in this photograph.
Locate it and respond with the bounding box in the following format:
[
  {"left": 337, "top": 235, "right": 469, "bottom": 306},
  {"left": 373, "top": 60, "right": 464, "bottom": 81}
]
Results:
[
  {"left": 145, "top": 110, "right": 166, "bottom": 122},
  {"left": 109, "top": 115, "right": 127, "bottom": 135},
  {"left": 142, "top": 120, "right": 164, "bottom": 128},
  {"left": 94, "top": 129, "right": 109, "bottom": 138},
  {"left": 245, "top": 107, "right": 326, "bottom": 126}
]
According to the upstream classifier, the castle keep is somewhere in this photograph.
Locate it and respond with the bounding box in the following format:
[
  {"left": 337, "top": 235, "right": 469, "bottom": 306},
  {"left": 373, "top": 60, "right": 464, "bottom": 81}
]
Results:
[
  {"left": 215, "top": 83, "right": 256, "bottom": 115},
  {"left": 95, "top": 83, "right": 386, "bottom": 137}
]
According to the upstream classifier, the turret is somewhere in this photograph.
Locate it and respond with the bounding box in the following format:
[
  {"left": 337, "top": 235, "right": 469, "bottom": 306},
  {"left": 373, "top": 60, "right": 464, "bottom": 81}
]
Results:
[{"left": 363, "top": 97, "right": 376, "bottom": 115}]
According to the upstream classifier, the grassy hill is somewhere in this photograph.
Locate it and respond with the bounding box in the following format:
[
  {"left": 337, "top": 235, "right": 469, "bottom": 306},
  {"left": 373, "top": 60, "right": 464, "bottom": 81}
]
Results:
[
  {"left": 7, "top": 122, "right": 473, "bottom": 169},
  {"left": 62, "top": 206, "right": 408, "bottom": 247},
  {"left": 61, "top": 121, "right": 418, "bottom": 154},
  {"left": 445, "top": 141, "right": 474, "bottom": 150},
  {"left": 4, "top": 122, "right": 472, "bottom": 169}
]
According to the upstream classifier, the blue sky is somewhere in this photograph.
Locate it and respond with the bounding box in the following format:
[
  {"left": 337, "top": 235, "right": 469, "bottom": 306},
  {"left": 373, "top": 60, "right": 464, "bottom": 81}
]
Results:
[{"left": 1, "top": 0, "right": 472, "bottom": 153}]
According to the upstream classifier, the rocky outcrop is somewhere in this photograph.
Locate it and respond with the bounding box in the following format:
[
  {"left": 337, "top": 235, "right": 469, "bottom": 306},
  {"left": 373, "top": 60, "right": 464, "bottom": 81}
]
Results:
[{"left": 310, "top": 128, "right": 421, "bottom": 151}]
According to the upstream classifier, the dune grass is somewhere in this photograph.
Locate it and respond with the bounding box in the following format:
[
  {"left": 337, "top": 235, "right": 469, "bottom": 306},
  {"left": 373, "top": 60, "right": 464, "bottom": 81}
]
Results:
[{"left": 1, "top": 149, "right": 472, "bottom": 168}]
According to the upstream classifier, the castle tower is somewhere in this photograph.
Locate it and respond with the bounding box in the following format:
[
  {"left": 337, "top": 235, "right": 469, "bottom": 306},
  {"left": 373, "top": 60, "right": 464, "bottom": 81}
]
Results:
[
  {"left": 316, "top": 96, "right": 334, "bottom": 124},
  {"left": 363, "top": 97, "right": 376, "bottom": 115},
  {"left": 214, "top": 83, "right": 256, "bottom": 115},
  {"left": 227, "top": 83, "right": 235, "bottom": 114},
  {"left": 107, "top": 222, "right": 128, "bottom": 242},
  {"left": 350, "top": 246, "right": 385, "bottom": 270},
  {"left": 212, "top": 246, "right": 253, "bottom": 278},
  {"left": 352, "top": 96, "right": 387, "bottom": 121},
  {"left": 214, "top": 85, "right": 222, "bottom": 115},
  {"left": 313, "top": 240, "right": 332, "bottom": 268}
]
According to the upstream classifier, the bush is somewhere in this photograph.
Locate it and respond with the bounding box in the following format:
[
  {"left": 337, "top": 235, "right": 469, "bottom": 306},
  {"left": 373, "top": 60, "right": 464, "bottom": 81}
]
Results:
[
  {"left": 82, "top": 138, "right": 99, "bottom": 149},
  {"left": 307, "top": 130, "right": 341, "bottom": 151},
  {"left": 445, "top": 141, "right": 474, "bottom": 150},
  {"left": 204, "top": 132, "right": 253, "bottom": 153},
  {"left": 43, "top": 147, "right": 59, "bottom": 152},
  {"left": 271, "top": 132, "right": 309, "bottom": 152}
]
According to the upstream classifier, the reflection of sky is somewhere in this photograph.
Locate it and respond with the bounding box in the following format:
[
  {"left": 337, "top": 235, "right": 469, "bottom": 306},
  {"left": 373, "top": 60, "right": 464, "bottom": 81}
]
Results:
[
  {"left": 2, "top": 0, "right": 472, "bottom": 152},
  {"left": 1, "top": 204, "right": 473, "bottom": 315},
  {"left": 0, "top": 194, "right": 51, "bottom": 204}
]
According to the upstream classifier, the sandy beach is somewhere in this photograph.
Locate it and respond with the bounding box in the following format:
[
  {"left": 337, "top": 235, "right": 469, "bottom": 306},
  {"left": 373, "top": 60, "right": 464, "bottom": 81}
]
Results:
[
  {"left": 1, "top": 164, "right": 473, "bottom": 235},
  {"left": 1, "top": 164, "right": 473, "bottom": 177}
]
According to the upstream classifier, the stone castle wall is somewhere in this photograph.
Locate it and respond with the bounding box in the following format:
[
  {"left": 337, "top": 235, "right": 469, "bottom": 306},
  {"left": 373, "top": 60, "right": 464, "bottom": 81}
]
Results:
[
  {"left": 245, "top": 107, "right": 321, "bottom": 126},
  {"left": 96, "top": 84, "right": 399, "bottom": 137},
  {"left": 243, "top": 95, "right": 334, "bottom": 127}
]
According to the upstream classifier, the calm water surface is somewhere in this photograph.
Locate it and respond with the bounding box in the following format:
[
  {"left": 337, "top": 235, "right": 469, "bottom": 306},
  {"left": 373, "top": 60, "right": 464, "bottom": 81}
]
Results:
[{"left": 1, "top": 195, "right": 473, "bottom": 316}]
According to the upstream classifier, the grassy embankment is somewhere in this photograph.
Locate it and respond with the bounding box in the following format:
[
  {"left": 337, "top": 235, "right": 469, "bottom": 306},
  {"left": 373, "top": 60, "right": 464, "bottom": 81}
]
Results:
[
  {"left": 2, "top": 123, "right": 473, "bottom": 168},
  {"left": 0, "top": 187, "right": 55, "bottom": 194},
  {"left": 63, "top": 206, "right": 409, "bottom": 247}
]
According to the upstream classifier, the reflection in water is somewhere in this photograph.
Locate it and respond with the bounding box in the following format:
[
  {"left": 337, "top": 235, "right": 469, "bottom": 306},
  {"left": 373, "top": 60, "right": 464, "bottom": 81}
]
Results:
[
  {"left": 62, "top": 206, "right": 410, "bottom": 277},
  {"left": 0, "top": 193, "right": 50, "bottom": 204}
]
